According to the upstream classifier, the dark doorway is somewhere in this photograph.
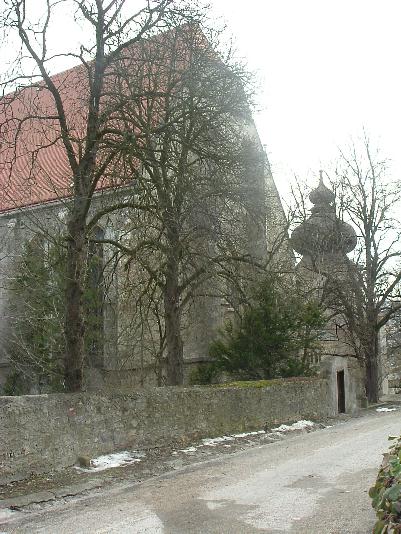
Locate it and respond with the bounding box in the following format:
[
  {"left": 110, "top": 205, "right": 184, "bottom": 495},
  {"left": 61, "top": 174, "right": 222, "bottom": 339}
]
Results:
[{"left": 337, "top": 370, "right": 346, "bottom": 413}]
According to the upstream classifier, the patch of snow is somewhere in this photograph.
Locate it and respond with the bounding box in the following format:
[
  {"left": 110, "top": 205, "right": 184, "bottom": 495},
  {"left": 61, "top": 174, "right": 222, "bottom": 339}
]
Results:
[
  {"left": 232, "top": 430, "right": 265, "bottom": 438},
  {"left": 272, "top": 420, "right": 315, "bottom": 433},
  {"left": 75, "top": 451, "right": 144, "bottom": 472},
  {"left": 207, "top": 501, "right": 225, "bottom": 510},
  {"left": 201, "top": 435, "right": 235, "bottom": 446},
  {"left": 179, "top": 446, "right": 198, "bottom": 453},
  {"left": 376, "top": 407, "right": 397, "bottom": 412},
  {"left": 0, "top": 508, "right": 22, "bottom": 523},
  {"left": 171, "top": 420, "right": 317, "bottom": 458}
]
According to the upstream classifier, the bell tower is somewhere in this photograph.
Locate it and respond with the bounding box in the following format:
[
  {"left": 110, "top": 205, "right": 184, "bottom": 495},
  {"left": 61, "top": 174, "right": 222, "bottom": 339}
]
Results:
[
  {"left": 290, "top": 173, "right": 366, "bottom": 413},
  {"left": 291, "top": 171, "right": 357, "bottom": 269}
]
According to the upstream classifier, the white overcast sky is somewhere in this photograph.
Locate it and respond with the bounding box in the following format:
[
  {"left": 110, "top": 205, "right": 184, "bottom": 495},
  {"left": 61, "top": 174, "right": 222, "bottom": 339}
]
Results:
[
  {"left": 210, "top": 0, "right": 401, "bottom": 197},
  {"left": 2, "top": 0, "right": 400, "bottom": 198}
]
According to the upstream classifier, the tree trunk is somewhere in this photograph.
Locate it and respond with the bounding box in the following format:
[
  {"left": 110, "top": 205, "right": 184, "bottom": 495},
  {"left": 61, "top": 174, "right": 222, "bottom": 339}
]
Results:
[
  {"left": 365, "top": 333, "right": 379, "bottom": 404},
  {"left": 164, "top": 254, "right": 184, "bottom": 386},
  {"left": 64, "top": 216, "right": 87, "bottom": 392}
]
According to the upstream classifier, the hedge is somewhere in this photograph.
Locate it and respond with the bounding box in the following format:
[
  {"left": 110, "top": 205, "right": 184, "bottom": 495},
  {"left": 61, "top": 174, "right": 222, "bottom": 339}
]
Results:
[{"left": 369, "top": 434, "right": 401, "bottom": 533}]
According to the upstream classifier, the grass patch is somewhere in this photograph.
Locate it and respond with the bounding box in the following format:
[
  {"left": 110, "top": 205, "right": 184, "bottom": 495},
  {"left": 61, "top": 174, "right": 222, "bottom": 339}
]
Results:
[
  {"left": 212, "top": 377, "right": 318, "bottom": 389},
  {"left": 214, "top": 380, "right": 276, "bottom": 389}
]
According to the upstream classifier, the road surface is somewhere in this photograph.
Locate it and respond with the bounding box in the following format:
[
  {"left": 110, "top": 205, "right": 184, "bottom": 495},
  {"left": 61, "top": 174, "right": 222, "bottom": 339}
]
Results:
[{"left": 1, "top": 409, "right": 400, "bottom": 533}]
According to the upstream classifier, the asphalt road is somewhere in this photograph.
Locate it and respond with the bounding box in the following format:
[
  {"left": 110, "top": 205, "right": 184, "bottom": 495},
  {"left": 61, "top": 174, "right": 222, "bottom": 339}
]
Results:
[{"left": 1, "top": 409, "right": 400, "bottom": 533}]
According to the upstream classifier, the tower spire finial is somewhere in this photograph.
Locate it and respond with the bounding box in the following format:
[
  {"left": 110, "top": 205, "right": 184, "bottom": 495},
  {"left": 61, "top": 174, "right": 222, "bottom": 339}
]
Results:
[{"left": 319, "top": 169, "right": 324, "bottom": 184}]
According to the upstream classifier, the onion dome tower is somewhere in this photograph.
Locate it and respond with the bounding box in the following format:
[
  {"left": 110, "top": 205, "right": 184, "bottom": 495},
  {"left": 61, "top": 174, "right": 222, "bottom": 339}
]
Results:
[
  {"left": 291, "top": 171, "right": 357, "bottom": 266},
  {"left": 290, "top": 172, "right": 365, "bottom": 412}
]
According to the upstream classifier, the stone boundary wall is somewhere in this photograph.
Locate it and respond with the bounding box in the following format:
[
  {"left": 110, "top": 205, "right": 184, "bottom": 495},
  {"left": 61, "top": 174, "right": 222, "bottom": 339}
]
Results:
[{"left": 0, "top": 378, "right": 335, "bottom": 484}]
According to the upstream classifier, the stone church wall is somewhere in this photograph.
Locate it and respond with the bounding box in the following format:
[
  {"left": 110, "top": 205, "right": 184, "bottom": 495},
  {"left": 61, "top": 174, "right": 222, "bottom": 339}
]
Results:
[
  {"left": 0, "top": 114, "right": 282, "bottom": 392},
  {"left": 0, "top": 377, "right": 334, "bottom": 483}
]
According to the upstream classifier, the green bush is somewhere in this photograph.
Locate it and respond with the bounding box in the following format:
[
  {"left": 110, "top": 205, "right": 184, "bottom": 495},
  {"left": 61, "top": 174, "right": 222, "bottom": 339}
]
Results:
[
  {"left": 208, "top": 278, "right": 323, "bottom": 381},
  {"left": 189, "top": 363, "right": 218, "bottom": 385},
  {"left": 5, "top": 232, "right": 104, "bottom": 395},
  {"left": 5, "top": 237, "right": 66, "bottom": 394},
  {"left": 370, "top": 434, "right": 401, "bottom": 533}
]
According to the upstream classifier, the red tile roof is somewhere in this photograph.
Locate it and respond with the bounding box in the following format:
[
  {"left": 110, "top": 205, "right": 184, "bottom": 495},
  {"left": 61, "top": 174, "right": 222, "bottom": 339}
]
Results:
[
  {"left": 0, "top": 24, "right": 205, "bottom": 214},
  {"left": 0, "top": 63, "right": 90, "bottom": 213}
]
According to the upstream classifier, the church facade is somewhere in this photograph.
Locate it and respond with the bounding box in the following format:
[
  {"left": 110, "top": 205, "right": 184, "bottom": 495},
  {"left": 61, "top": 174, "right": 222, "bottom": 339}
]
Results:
[
  {"left": 0, "top": 25, "right": 289, "bottom": 392},
  {"left": 0, "top": 148, "right": 285, "bottom": 393}
]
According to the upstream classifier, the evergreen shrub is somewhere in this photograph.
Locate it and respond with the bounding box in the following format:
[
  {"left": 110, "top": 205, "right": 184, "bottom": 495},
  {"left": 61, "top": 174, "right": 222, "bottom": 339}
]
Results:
[
  {"left": 370, "top": 434, "right": 401, "bottom": 533},
  {"left": 190, "top": 278, "right": 325, "bottom": 385}
]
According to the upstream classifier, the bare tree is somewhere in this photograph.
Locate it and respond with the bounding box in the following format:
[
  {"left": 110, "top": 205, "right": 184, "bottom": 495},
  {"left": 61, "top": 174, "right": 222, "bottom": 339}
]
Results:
[
  {"left": 292, "top": 136, "right": 401, "bottom": 403},
  {"left": 332, "top": 138, "right": 401, "bottom": 402},
  {"left": 85, "top": 25, "right": 270, "bottom": 385},
  {"left": 0, "top": 0, "right": 201, "bottom": 391}
]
